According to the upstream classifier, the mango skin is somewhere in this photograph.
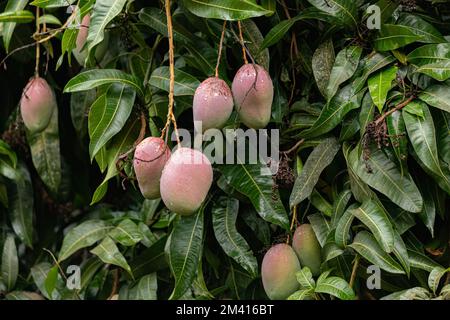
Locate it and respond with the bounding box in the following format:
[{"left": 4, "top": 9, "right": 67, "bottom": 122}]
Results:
[
  {"left": 160, "top": 148, "right": 213, "bottom": 216},
  {"left": 20, "top": 77, "right": 57, "bottom": 134},
  {"left": 73, "top": 14, "right": 109, "bottom": 66},
  {"left": 231, "top": 64, "right": 273, "bottom": 129},
  {"left": 262, "top": 243, "right": 301, "bottom": 300},
  {"left": 134, "top": 137, "right": 171, "bottom": 199},
  {"left": 292, "top": 224, "right": 322, "bottom": 276},
  {"left": 193, "top": 77, "right": 233, "bottom": 132}
]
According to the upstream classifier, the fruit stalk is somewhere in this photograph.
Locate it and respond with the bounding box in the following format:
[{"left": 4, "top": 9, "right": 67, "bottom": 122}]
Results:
[{"left": 215, "top": 20, "right": 227, "bottom": 78}]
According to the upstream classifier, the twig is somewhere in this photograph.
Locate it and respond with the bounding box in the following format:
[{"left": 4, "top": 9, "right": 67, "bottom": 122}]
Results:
[
  {"left": 349, "top": 255, "right": 360, "bottom": 289},
  {"left": 108, "top": 269, "right": 120, "bottom": 300},
  {"left": 282, "top": 139, "right": 305, "bottom": 155},
  {"left": 280, "top": 0, "right": 298, "bottom": 57},
  {"left": 374, "top": 96, "right": 415, "bottom": 126},
  {"left": 286, "top": 205, "right": 298, "bottom": 244},
  {"left": 237, "top": 21, "right": 248, "bottom": 64},
  {"left": 35, "top": 7, "right": 41, "bottom": 77},
  {"left": 215, "top": 21, "right": 227, "bottom": 78}
]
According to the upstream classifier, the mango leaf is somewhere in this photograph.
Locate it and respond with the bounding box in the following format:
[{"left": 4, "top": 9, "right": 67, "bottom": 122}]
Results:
[
  {"left": 296, "top": 267, "right": 316, "bottom": 290},
  {"left": 326, "top": 45, "right": 362, "bottom": 100},
  {"left": 212, "top": 197, "right": 258, "bottom": 278},
  {"left": 288, "top": 288, "right": 315, "bottom": 300},
  {"left": 0, "top": 10, "right": 34, "bottom": 23},
  {"left": 169, "top": 207, "right": 205, "bottom": 300},
  {"left": 44, "top": 266, "right": 59, "bottom": 298},
  {"left": 419, "top": 85, "right": 450, "bottom": 113},
  {"left": 1, "top": 234, "right": 18, "bottom": 291},
  {"left": 392, "top": 230, "right": 410, "bottom": 277},
  {"left": 416, "top": 61, "right": 450, "bottom": 81},
  {"left": 307, "top": 213, "right": 331, "bottom": 247},
  {"left": 386, "top": 110, "right": 408, "bottom": 175},
  {"left": 31, "top": 0, "right": 76, "bottom": 8},
  {"left": 335, "top": 204, "right": 357, "bottom": 248},
  {"left": 331, "top": 189, "right": 352, "bottom": 227},
  {"left": 306, "top": 0, "right": 358, "bottom": 27},
  {"left": 315, "top": 275, "right": 355, "bottom": 300},
  {"left": 59, "top": 220, "right": 112, "bottom": 262},
  {"left": 64, "top": 69, "right": 143, "bottom": 96},
  {"left": 352, "top": 53, "right": 396, "bottom": 92},
  {"left": 312, "top": 39, "right": 335, "bottom": 98},
  {"left": 381, "top": 287, "right": 431, "bottom": 300},
  {"left": 301, "top": 84, "right": 365, "bottom": 138},
  {"left": 349, "top": 231, "right": 405, "bottom": 274},
  {"left": 397, "top": 14, "right": 445, "bottom": 44},
  {"left": 220, "top": 164, "right": 289, "bottom": 229},
  {"left": 416, "top": 176, "right": 436, "bottom": 237},
  {"left": 30, "top": 262, "right": 60, "bottom": 300},
  {"left": 125, "top": 273, "right": 158, "bottom": 300},
  {"left": 86, "top": 0, "right": 127, "bottom": 62},
  {"left": 290, "top": 137, "right": 340, "bottom": 207},
  {"left": 149, "top": 66, "right": 200, "bottom": 96},
  {"left": 408, "top": 250, "right": 441, "bottom": 272},
  {"left": 1, "top": 0, "right": 28, "bottom": 52},
  {"left": 407, "top": 43, "right": 450, "bottom": 65},
  {"left": 374, "top": 25, "right": 423, "bottom": 51},
  {"left": 90, "top": 237, "right": 132, "bottom": 275},
  {"left": 27, "top": 105, "right": 61, "bottom": 195},
  {"left": 434, "top": 110, "right": 450, "bottom": 166},
  {"left": 428, "top": 267, "right": 449, "bottom": 294},
  {"left": 348, "top": 146, "right": 423, "bottom": 213},
  {"left": 108, "top": 219, "right": 142, "bottom": 246},
  {"left": 323, "top": 230, "right": 344, "bottom": 262},
  {"left": 7, "top": 162, "right": 34, "bottom": 247},
  {"left": 130, "top": 236, "right": 168, "bottom": 278},
  {"left": 368, "top": 66, "right": 398, "bottom": 113},
  {"left": 183, "top": 0, "right": 271, "bottom": 21},
  {"left": 5, "top": 292, "right": 44, "bottom": 300},
  {"left": 70, "top": 90, "right": 96, "bottom": 138},
  {"left": 88, "top": 84, "right": 136, "bottom": 161},
  {"left": 351, "top": 200, "right": 394, "bottom": 253}
]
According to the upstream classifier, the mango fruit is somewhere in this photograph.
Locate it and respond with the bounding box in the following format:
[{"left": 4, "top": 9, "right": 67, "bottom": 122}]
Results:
[{"left": 292, "top": 224, "right": 322, "bottom": 276}]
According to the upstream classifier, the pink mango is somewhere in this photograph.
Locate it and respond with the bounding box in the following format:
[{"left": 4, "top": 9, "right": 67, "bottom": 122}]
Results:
[
  {"left": 134, "top": 137, "right": 171, "bottom": 199},
  {"left": 160, "top": 148, "right": 213, "bottom": 215},
  {"left": 292, "top": 224, "right": 322, "bottom": 276},
  {"left": 193, "top": 77, "right": 233, "bottom": 131},
  {"left": 232, "top": 64, "right": 273, "bottom": 129}
]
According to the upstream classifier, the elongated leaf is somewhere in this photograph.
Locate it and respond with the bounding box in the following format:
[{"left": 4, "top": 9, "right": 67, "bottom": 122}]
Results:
[
  {"left": 30, "top": 262, "right": 60, "bottom": 300},
  {"left": 296, "top": 267, "right": 315, "bottom": 290},
  {"left": 407, "top": 43, "right": 450, "bottom": 65},
  {"left": 31, "top": 0, "right": 76, "bottom": 8},
  {"left": 108, "top": 219, "right": 142, "bottom": 247},
  {"left": 59, "top": 220, "right": 112, "bottom": 261},
  {"left": 212, "top": 197, "right": 258, "bottom": 278},
  {"left": 71, "top": 90, "right": 96, "bottom": 138},
  {"left": 88, "top": 84, "right": 136, "bottom": 160},
  {"left": 91, "top": 237, "right": 132, "bottom": 274},
  {"left": 323, "top": 230, "right": 344, "bottom": 262},
  {"left": 169, "top": 208, "right": 204, "bottom": 300},
  {"left": 381, "top": 287, "right": 431, "bottom": 300},
  {"left": 392, "top": 230, "right": 410, "bottom": 276},
  {"left": 8, "top": 163, "right": 34, "bottom": 247},
  {"left": 0, "top": 10, "right": 34, "bottom": 23},
  {"left": 126, "top": 273, "right": 158, "bottom": 300},
  {"left": 428, "top": 267, "right": 449, "bottom": 294},
  {"left": 130, "top": 236, "right": 168, "bottom": 278},
  {"left": 86, "top": 0, "right": 127, "bottom": 61},
  {"left": 2, "top": 235, "right": 18, "bottom": 291},
  {"left": 1, "top": 0, "right": 28, "bottom": 52},
  {"left": 416, "top": 61, "right": 450, "bottom": 81},
  {"left": 288, "top": 288, "right": 315, "bottom": 300},
  {"left": 368, "top": 66, "right": 398, "bottom": 113},
  {"left": 419, "top": 85, "right": 450, "bottom": 113},
  {"left": 327, "top": 45, "right": 362, "bottom": 100},
  {"left": 348, "top": 146, "right": 423, "bottom": 213},
  {"left": 353, "top": 53, "right": 396, "bottom": 92},
  {"left": 64, "top": 69, "right": 143, "bottom": 96},
  {"left": 149, "top": 67, "right": 200, "bottom": 96},
  {"left": 352, "top": 200, "right": 394, "bottom": 253},
  {"left": 183, "top": 0, "right": 271, "bottom": 21},
  {"left": 27, "top": 106, "right": 61, "bottom": 195},
  {"left": 416, "top": 176, "right": 436, "bottom": 237},
  {"left": 397, "top": 14, "right": 445, "bottom": 44},
  {"left": 386, "top": 110, "right": 408, "bottom": 175},
  {"left": 220, "top": 164, "right": 289, "bottom": 229},
  {"left": 374, "top": 25, "right": 423, "bottom": 51},
  {"left": 301, "top": 85, "right": 365, "bottom": 138},
  {"left": 306, "top": 0, "right": 358, "bottom": 27},
  {"left": 315, "top": 275, "right": 355, "bottom": 300},
  {"left": 307, "top": 213, "right": 331, "bottom": 247},
  {"left": 331, "top": 189, "right": 352, "bottom": 226},
  {"left": 290, "top": 137, "right": 340, "bottom": 207},
  {"left": 349, "top": 231, "right": 405, "bottom": 274},
  {"left": 408, "top": 250, "right": 441, "bottom": 272},
  {"left": 312, "top": 39, "right": 334, "bottom": 98},
  {"left": 335, "top": 204, "right": 357, "bottom": 248}
]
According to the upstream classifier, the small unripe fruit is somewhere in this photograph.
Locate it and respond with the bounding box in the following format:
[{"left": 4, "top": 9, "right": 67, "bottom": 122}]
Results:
[
  {"left": 292, "top": 224, "right": 322, "bottom": 276},
  {"left": 20, "top": 77, "right": 56, "bottom": 134},
  {"left": 160, "top": 148, "right": 213, "bottom": 215},
  {"left": 232, "top": 64, "right": 273, "bottom": 129},
  {"left": 193, "top": 77, "right": 233, "bottom": 132},
  {"left": 262, "top": 243, "right": 301, "bottom": 300},
  {"left": 73, "top": 14, "right": 109, "bottom": 66},
  {"left": 133, "top": 137, "right": 171, "bottom": 199}
]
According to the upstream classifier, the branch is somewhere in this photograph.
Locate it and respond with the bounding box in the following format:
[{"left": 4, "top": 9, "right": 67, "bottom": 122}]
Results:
[{"left": 374, "top": 96, "right": 415, "bottom": 126}]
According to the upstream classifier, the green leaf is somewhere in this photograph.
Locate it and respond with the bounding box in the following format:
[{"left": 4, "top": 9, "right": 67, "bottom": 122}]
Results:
[
  {"left": 296, "top": 267, "right": 316, "bottom": 290},
  {"left": 108, "top": 219, "right": 142, "bottom": 246},
  {"left": 326, "top": 45, "right": 362, "bottom": 100},
  {"left": 27, "top": 106, "right": 61, "bottom": 195},
  {"left": 71, "top": 90, "right": 96, "bottom": 138},
  {"left": 307, "top": 213, "right": 331, "bottom": 247},
  {"left": 392, "top": 230, "right": 410, "bottom": 277},
  {"left": 130, "top": 236, "right": 168, "bottom": 278},
  {"left": 306, "top": 0, "right": 358, "bottom": 27},
  {"left": 149, "top": 67, "right": 200, "bottom": 96},
  {"left": 408, "top": 250, "right": 441, "bottom": 272},
  {"left": 397, "top": 14, "right": 445, "bottom": 44},
  {"left": 59, "top": 220, "right": 112, "bottom": 262},
  {"left": 428, "top": 267, "right": 449, "bottom": 294},
  {"left": 64, "top": 69, "right": 143, "bottom": 96},
  {"left": 219, "top": 164, "right": 289, "bottom": 229},
  {"left": 287, "top": 288, "right": 315, "bottom": 300},
  {"left": 44, "top": 265, "right": 59, "bottom": 298},
  {"left": 348, "top": 146, "right": 423, "bottom": 213},
  {"left": 349, "top": 231, "right": 405, "bottom": 274},
  {"left": 322, "top": 230, "right": 344, "bottom": 262},
  {"left": 1, "top": 234, "right": 18, "bottom": 291},
  {"left": 169, "top": 208, "right": 205, "bottom": 300},
  {"left": 381, "top": 287, "right": 431, "bottom": 300},
  {"left": 183, "top": 0, "right": 271, "bottom": 21},
  {"left": 312, "top": 39, "right": 335, "bottom": 98},
  {"left": 290, "top": 137, "right": 340, "bottom": 207},
  {"left": 331, "top": 189, "right": 352, "bottom": 227},
  {"left": 303, "top": 85, "right": 365, "bottom": 138},
  {"left": 419, "top": 84, "right": 450, "bottom": 113},
  {"left": 315, "top": 275, "right": 355, "bottom": 300},
  {"left": 31, "top": 0, "right": 76, "bottom": 8},
  {"left": 407, "top": 43, "right": 450, "bottom": 65},
  {"left": 90, "top": 237, "right": 132, "bottom": 275},
  {"left": 368, "top": 66, "right": 398, "bottom": 113},
  {"left": 374, "top": 25, "right": 424, "bottom": 51},
  {"left": 416, "top": 176, "right": 436, "bottom": 237},
  {"left": 37, "top": 14, "right": 62, "bottom": 26},
  {"left": 386, "top": 110, "right": 408, "bottom": 175},
  {"left": 8, "top": 163, "right": 34, "bottom": 247},
  {"left": 125, "top": 273, "right": 158, "bottom": 300},
  {"left": 88, "top": 84, "right": 136, "bottom": 161},
  {"left": 212, "top": 197, "right": 258, "bottom": 278},
  {"left": 352, "top": 53, "right": 396, "bottom": 92},
  {"left": 351, "top": 200, "right": 394, "bottom": 253},
  {"left": 30, "top": 262, "right": 60, "bottom": 300},
  {"left": 335, "top": 204, "right": 357, "bottom": 248},
  {"left": 1, "top": 0, "right": 28, "bottom": 52},
  {"left": 5, "top": 292, "right": 44, "bottom": 300},
  {"left": 403, "top": 102, "right": 450, "bottom": 191},
  {"left": 0, "top": 10, "right": 34, "bottom": 23},
  {"left": 86, "top": 0, "right": 127, "bottom": 62},
  {"left": 416, "top": 61, "right": 450, "bottom": 81}
]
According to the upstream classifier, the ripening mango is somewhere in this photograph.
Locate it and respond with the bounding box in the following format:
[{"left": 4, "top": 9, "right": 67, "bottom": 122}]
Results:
[{"left": 292, "top": 224, "right": 322, "bottom": 276}]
